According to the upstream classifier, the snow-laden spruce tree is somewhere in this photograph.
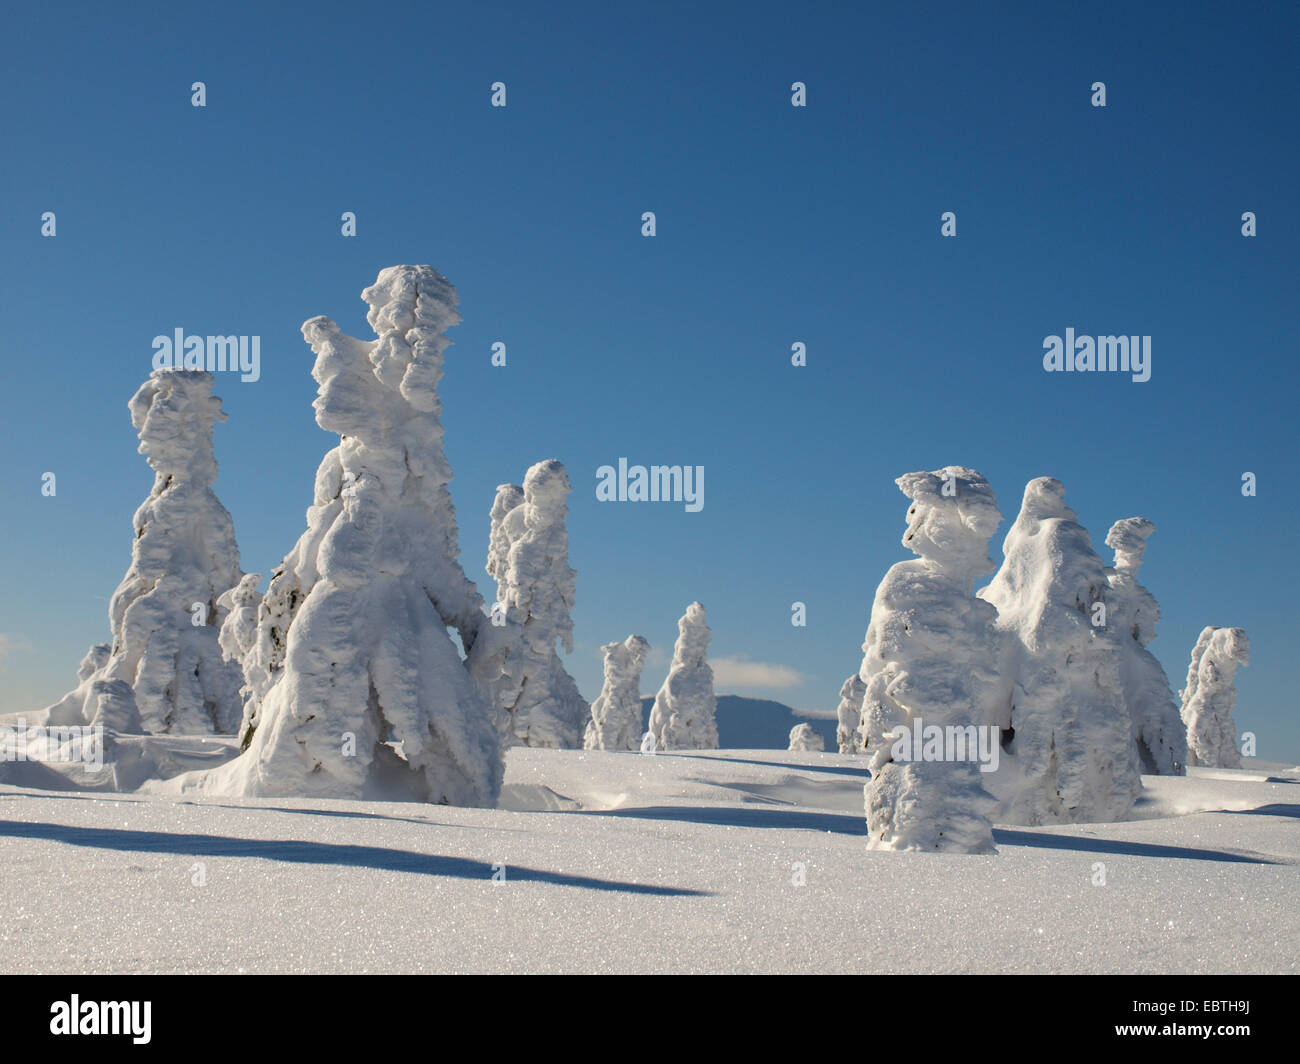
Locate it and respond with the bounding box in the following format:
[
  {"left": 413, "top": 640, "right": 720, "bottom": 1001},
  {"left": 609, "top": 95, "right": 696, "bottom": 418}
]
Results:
[
  {"left": 789, "top": 723, "right": 825, "bottom": 752},
  {"left": 858, "top": 467, "right": 1003, "bottom": 853},
  {"left": 647, "top": 602, "right": 718, "bottom": 750},
  {"left": 42, "top": 370, "right": 244, "bottom": 735},
  {"left": 584, "top": 635, "right": 651, "bottom": 750},
  {"left": 979, "top": 477, "right": 1142, "bottom": 825},
  {"left": 182, "top": 266, "right": 502, "bottom": 805},
  {"left": 1180, "top": 626, "right": 1250, "bottom": 768},
  {"left": 834, "top": 673, "right": 866, "bottom": 753},
  {"left": 1104, "top": 518, "right": 1186, "bottom": 775},
  {"left": 473, "top": 461, "right": 588, "bottom": 748}
]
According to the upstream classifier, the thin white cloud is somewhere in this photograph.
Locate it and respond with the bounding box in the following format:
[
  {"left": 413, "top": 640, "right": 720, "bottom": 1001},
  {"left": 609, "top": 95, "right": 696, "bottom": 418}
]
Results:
[
  {"left": 793, "top": 706, "right": 838, "bottom": 720},
  {"left": 0, "top": 634, "right": 33, "bottom": 670},
  {"left": 710, "top": 655, "right": 803, "bottom": 690}
]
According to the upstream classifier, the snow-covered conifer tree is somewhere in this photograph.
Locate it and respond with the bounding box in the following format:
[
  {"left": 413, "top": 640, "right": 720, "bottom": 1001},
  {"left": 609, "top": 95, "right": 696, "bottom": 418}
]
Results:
[
  {"left": 473, "top": 461, "right": 588, "bottom": 748},
  {"left": 42, "top": 370, "right": 244, "bottom": 735},
  {"left": 789, "top": 723, "right": 824, "bottom": 752},
  {"left": 979, "top": 477, "right": 1142, "bottom": 825},
  {"left": 647, "top": 602, "right": 718, "bottom": 750},
  {"left": 181, "top": 266, "right": 502, "bottom": 805},
  {"left": 834, "top": 673, "right": 866, "bottom": 753},
  {"left": 583, "top": 635, "right": 651, "bottom": 750},
  {"left": 1180, "top": 626, "right": 1250, "bottom": 768},
  {"left": 859, "top": 467, "right": 1002, "bottom": 853},
  {"left": 1104, "top": 518, "right": 1186, "bottom": 775}
]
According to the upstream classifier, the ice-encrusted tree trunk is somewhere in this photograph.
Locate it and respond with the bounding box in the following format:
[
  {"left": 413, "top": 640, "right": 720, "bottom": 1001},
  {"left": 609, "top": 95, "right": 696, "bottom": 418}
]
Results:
[
  {"left": 473, "top": 462, "right": 588, "bottom": 749},
  {"left": 835, "top": 673, "right": 866, "bottom": 753},
  {"left": 1180, "top": 626, "right": 1250, "bottom": 768},
  {"left": 979, "top": 477, "right": 1142, "bottom": 825},
  {"left": 859, "top": 467, "right": 1003, "bottom": 853},
  {"left": 789, "top": 723, "right": 825, "bottom": 752},
  {"left": 647, "top": 602, "right": 718, "bottom": 750},
  {"left": 42, "top": 370, "right": 244, "bottom": 735},
  {"left": 183, "top": 266, "right": 502, "bottom": 805},
  {"left": 1104, "top": 518, "right": 1187, "bottom": 775},
  {"left": 584, "top": 635, "right": 651, "bottom": 750}
]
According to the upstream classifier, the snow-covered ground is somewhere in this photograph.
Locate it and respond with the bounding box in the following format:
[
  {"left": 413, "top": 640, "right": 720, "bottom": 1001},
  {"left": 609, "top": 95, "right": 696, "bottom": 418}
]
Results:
[{"left": 1, "top": 747, "right": 1295, "bottom": 973}]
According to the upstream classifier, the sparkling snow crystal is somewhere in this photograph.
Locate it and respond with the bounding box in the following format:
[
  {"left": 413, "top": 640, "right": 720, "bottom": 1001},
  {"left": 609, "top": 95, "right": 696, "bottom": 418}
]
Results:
[{"left": 1180, "top": 626, "right": 1250, "bottom": 768}]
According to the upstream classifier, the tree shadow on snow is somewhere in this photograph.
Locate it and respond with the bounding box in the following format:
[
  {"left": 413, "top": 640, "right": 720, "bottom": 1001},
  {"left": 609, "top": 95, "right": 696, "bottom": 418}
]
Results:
[
  {"left": 0, "top": 819, "right": 708, "bottom": 895},
  {"left": 1215, "top": 803, "right": 1300, "bottom": 819},
  {"left": 993, "top": 828, "right": 1282, "bottom": 864},
  {"left": 578, "top": 804, "right": 867, "bottom": 835},
  {"left": 671, "top": 754, "right": 872, "bottom": 780}
]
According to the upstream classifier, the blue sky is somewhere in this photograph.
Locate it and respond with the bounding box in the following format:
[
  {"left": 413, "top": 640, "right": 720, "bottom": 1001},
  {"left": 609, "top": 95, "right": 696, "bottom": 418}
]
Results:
[{"left": 1, "top": 1, "right": 1296, "bottom": 758}]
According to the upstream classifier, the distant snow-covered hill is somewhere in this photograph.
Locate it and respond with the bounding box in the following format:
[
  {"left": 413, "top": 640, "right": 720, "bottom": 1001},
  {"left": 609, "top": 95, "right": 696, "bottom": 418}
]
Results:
[{"left": 640, "top": 695, "right": 837, "bottom": 750}]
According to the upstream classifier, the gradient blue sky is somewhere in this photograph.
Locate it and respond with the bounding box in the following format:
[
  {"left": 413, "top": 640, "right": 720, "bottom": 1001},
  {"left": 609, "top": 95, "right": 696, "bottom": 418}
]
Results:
[{"left": 1, "top": 1, "right": 1296, "bottom": 758}]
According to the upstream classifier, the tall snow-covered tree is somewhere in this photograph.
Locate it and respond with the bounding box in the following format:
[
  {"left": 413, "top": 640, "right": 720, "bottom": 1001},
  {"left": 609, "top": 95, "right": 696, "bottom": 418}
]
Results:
[
  {"left": 979, "top": 477, "right": 1142, "bottom": 825},
  {"left": 42, "top": 370, "right": 244, "bottom": 735},
  {"left": 647, "top": 602, "right": 718, "bottom": 750},
  {"left": 859, "top": 467, "right": 1003, "bottom": 853},
  {"left": 789, "top": 723, "right": 825, "bottom": 752},
  {"left": 834, "top": 673, "right": 866, "bottom": 753},
  {"left": 584, "top": 635, "right": 651, "bottom": 750},
  {"left": 1180, "top": 626, "right": 1250, "bottom": 768},
  {"left": 181, "top": 265, "right": 502, "bottom": 805},
  {"left": 473, "top": 461, "right": 588, "bottom": 748},
  {"left": 1104, "top": 518, "right": 1186, "bottom": 775}
]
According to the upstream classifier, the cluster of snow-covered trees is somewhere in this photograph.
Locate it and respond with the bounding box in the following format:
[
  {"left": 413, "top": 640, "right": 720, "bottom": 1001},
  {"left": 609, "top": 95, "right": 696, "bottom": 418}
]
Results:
[
  {"left": 31, "top": 265, "right": 1250, "bottom": 838},
  {"left": 841, "top": 466, "right": 1251, "bottom": 852},
  {"left": 36, "top": 265, "right": 725, "bottom": 808}
]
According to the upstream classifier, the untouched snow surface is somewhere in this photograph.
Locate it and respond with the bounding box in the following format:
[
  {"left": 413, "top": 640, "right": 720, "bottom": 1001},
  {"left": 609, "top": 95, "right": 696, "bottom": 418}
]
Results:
[{"left": 0, "top": 748, "right": 1295, "bottom": 974}]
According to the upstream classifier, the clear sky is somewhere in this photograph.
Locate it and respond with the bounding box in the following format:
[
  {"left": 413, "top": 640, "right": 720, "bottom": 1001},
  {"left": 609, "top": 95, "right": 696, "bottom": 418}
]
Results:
[{"left": 1, "top": 1, "right": 1296, "bottom": 759}]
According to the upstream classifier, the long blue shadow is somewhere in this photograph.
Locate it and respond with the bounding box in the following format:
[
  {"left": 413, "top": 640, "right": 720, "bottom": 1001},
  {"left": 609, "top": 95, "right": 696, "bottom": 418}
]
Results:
[
  {"left": 577, "top": 804, "right": 867, "bottom": 835},
  {"left": 1216, "top": 803, "right": 1300, "bottom": 819},
  {"left": 0, "top": 819, "right": 707, "bottom": 895},
  {"left": 178, "top": 802, "right": 471, "bottom": 830},
  {"left": 670, "top": 754, "right": 872, "bottom": 779},
  {"left": 993, "top": 828, "right": 1280, "bottom": 864}
]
